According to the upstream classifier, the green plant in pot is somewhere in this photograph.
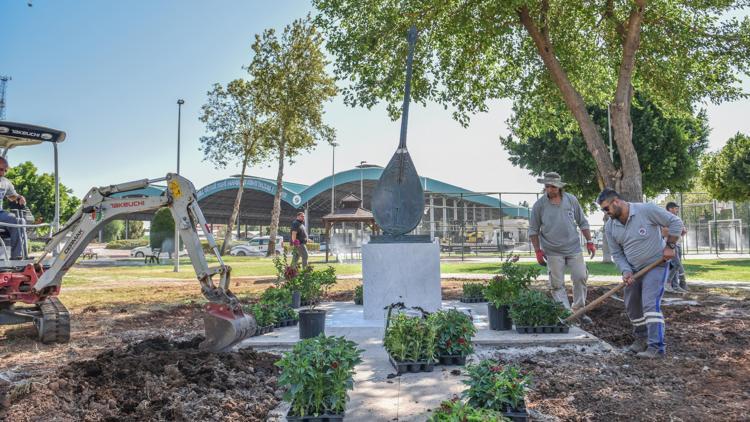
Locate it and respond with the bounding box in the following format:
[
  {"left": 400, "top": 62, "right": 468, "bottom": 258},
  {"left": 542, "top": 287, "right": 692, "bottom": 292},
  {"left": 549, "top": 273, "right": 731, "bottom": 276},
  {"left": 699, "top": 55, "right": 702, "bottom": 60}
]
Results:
[
  {"left": 277, "top": 335, "right": 363, "bottom": 419},
  {"left": 384, "top": 309, "right": 437, "bottom": 369},
  {"left": 428, "top": 396, "right": 509, "bottom": 422},
  {"left": 428, "top": 309, "right": 476, "bottom": 363},
  {"left": 298, "top": 266, "right": 337, "bottom": 339},
  {"left": 461, "top": 282, "right": 485, "bottom": 302},
  {"left": 353, "top": 284, "right": 363, "bottom": 305},
  {"left": 510, "top": 290, "right": 572, "bottom": 330},
  {"left": 484, "top": 257, "right": 539, "bottom": 330},
  {"left": 273, "top": 253, "right": 303, "bottom": 308},
  {"left": 463, "top": 359, "right": 530, "bottom": 413},
  {"left": 248, "top": 302, "right": 277, "bottom": 333},
  {"left": 260, "top": 287, "right": 298, "bottom": 325}
]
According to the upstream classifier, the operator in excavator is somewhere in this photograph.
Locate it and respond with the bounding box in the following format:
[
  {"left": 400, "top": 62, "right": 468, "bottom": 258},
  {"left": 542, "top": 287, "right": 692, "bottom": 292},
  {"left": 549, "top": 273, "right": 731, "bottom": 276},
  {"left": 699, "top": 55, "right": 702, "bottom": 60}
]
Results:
[{"left": 0, "top": 156, "right": 28, "bottom": 259}]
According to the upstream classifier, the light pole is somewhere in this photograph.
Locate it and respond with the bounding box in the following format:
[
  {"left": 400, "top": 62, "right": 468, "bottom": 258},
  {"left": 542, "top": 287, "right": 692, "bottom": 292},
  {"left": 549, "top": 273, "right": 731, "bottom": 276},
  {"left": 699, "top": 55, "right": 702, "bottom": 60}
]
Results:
[
  {"left": 174, "top": 99, "right": 184, "bottom": 273},
  {"left": 331, "top": 142, "right": 339, "bottom": 213}
]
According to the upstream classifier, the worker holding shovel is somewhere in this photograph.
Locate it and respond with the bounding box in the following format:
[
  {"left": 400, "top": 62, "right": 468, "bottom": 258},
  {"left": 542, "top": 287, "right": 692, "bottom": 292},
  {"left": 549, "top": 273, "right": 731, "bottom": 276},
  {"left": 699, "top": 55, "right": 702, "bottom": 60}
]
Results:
[{"left": 597, "top": 188, "right": 684, "bottom": 359}]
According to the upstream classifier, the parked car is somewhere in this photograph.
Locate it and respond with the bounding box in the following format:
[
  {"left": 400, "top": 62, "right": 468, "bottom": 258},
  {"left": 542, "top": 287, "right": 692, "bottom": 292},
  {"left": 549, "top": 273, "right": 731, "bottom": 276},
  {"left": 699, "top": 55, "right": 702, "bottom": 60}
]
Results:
[
  {"left": 229, "top": 236, "right": 284, "bottom": 256},
  {"left": 130, "top": 246, "right": 186, "bottom": 258}
]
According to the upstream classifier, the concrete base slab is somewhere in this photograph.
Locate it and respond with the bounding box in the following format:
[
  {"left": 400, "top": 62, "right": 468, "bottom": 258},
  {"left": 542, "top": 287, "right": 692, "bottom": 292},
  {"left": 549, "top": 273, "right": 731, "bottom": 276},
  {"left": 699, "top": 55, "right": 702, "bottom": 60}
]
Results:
[{"left": 259, "top": 300, "right": 606, "bottom": 421}]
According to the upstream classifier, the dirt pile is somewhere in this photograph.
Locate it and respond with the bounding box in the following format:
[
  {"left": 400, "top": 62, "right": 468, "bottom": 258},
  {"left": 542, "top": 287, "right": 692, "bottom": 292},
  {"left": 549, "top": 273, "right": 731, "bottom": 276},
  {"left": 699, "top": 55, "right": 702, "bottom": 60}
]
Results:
[
  {"left": 507, "top": 287, "right": 750, "bottom": 421},
  {"left": 2, "top": 336, "right": 282, "bottom": 422}
]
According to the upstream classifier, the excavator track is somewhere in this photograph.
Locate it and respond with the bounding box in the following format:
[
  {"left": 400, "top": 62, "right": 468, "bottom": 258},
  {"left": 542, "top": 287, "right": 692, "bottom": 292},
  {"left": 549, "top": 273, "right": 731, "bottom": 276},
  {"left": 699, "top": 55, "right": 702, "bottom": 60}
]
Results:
[{"left": 35, "top": 297, "right": 70, "bottom": 344}]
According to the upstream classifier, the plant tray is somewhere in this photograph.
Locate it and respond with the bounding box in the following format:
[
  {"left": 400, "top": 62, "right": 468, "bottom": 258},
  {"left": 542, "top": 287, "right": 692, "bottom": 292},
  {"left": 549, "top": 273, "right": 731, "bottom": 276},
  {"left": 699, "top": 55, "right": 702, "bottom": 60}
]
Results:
[
  {"left": 286, "top": 410, "right": 344, "bottom": 422},
  {"left": 502, "top": 402, "right": 529, "bottom": 422},
  {"left": 459, "top": 296, "right": 486, "bottom": 303},
  {"left": 251, "top": 325, "right": 274, "bottom": 337},
  {"left": 515, "top": 325, "right": 569, "bottom": 334},
  {"left": 437, "top": 355, "right": 467, "bottom": 366},
  {"left": 273, "top": 318, "right": 299, "bottom": 328},
  {"left": 388, "top": 354, "right": 435, "bottom": 374}
]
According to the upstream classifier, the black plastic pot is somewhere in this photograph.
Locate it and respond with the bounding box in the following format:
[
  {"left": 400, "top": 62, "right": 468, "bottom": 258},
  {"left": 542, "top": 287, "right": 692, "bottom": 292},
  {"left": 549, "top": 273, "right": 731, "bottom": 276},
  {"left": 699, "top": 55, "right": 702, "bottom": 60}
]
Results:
[
  {"left": 291, "top": 290, "right": 302, "bottom": 309},
  {"left": 459, "top": 296, "right": 486, "bottom": 303},
  {"left": 437, "top": 355, "right": 467, "bottom": 366},
  {"left": 299, "top": 309, "right": 326, "bottom": 339},
  {"left": 515, "top": 324, "right": 569, "bottom": 334},
  {"left": 487, "top": 303, "right": 513, "bottom": 331},
  {"left": 502, "top": 401, "right": 529, "bottom": 422},
  {"left": 388, "top": 354, "right": 435, "bottom": 374},
  {"left": 286, "top": 410, "right": 344, "bottom": 422}
]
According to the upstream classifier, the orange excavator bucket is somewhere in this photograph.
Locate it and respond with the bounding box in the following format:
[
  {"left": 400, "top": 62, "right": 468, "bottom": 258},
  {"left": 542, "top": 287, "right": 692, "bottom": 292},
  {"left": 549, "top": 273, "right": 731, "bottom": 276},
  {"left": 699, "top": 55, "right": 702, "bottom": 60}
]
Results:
[{"left": 201, "top": 303, "right": 256, "bottom": 352}]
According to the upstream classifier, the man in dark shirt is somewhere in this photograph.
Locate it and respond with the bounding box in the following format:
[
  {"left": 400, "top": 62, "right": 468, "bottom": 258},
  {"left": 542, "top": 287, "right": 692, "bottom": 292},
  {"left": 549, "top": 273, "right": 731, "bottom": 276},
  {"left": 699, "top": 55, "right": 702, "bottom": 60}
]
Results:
[{"left": 290, "top": 212, "right": 308, "bottom": 268}]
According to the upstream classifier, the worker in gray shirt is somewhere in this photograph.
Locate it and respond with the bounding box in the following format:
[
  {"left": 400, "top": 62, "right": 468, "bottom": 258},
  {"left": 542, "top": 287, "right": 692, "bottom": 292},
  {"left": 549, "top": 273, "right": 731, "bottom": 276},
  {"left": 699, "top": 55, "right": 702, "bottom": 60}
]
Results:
[
  {"left": 529, "top": 173, "right": 596, "bottom": 322},
  {"left": 597, "top": 188, "right": 683, "bottom": 359}
]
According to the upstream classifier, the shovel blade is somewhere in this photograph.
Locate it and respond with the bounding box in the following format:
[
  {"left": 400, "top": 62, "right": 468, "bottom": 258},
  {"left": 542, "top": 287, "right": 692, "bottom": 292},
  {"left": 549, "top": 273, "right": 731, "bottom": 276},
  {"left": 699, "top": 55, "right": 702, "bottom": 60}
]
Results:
[{"left": 201, "top": 303, "right": 256, "bottom": 352}]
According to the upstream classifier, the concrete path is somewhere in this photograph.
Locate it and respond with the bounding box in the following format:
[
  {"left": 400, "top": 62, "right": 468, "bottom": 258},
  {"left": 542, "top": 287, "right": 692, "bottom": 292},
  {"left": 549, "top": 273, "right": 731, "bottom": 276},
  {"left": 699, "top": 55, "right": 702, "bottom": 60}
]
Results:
[{"left": 246, "top": 301, "right": 602, "bottom": 421}]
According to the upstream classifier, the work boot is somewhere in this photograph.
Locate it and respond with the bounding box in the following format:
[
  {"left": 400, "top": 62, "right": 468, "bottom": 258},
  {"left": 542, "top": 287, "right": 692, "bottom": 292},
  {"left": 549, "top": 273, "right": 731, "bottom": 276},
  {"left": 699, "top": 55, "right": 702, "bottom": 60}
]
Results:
[
  {"left": 679, "top": 276, "right": 688, "bottom": 291},
  {"left": 636, "top": 348, "right": 665, "bottom": 359},
  {"left": 673, "top": 286, "right": 689, "bottom": 294},
  {"left": 627, "top": 338, "right": 648, "bottom": 354},
  {"left": 579, "top": 314, "right": 593, "bottom": 324},
  {"left": 664, "top": 284, "right": 677, "bottom": 293}
]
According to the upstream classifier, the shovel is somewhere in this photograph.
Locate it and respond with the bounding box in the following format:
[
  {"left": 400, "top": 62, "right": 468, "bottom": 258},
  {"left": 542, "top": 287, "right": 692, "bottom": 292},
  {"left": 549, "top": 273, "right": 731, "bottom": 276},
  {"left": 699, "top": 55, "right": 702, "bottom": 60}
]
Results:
[
  {"left": 371, "top": 25, "right": 424, "bottom": 236},
  {"left": 565, "top": 259, "right": 664, "bottom": 324}
]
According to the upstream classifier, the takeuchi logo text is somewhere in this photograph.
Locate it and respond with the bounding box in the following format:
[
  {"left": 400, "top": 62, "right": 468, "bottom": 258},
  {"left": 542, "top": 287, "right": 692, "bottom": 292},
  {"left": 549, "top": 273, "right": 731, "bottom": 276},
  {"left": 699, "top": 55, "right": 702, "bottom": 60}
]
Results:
[{"left": 111, "top": 200, "right": 146, "bottom": 208}]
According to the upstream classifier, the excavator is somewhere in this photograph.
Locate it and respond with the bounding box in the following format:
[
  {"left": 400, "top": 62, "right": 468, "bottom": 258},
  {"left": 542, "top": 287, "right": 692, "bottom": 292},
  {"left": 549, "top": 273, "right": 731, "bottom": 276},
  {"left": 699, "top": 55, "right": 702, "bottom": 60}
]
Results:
[{"left": 0, "top": 122, "right": 255, "bottom": 351}]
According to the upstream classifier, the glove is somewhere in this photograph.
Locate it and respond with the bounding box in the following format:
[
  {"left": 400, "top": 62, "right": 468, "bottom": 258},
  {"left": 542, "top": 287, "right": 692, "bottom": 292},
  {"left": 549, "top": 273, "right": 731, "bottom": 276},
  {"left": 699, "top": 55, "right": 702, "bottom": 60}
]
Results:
[
  {"left": 586, "top": 241, "right": 596, "bottom": 258},
  {"left": 292, "top": 239, "right": 301, "bottom": 246},
  {"left": 535, "top": 249, "right": 547, "bottom": 266}
]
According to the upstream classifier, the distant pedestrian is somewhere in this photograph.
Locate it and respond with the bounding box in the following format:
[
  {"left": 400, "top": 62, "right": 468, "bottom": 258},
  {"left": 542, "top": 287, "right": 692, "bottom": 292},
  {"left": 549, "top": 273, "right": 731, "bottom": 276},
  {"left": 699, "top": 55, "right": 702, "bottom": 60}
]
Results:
[
  {"left": 529, "top": 172, "right": 596, "bottom": 323},
  {"left": 290, "top": 212, "right": 308, "bottom": 268},
  {"left": 598, "top": 189, "right": 684, "bottom": 359},
  {"left": 662, "top": 202, "right": 688, "bottom": 293}
]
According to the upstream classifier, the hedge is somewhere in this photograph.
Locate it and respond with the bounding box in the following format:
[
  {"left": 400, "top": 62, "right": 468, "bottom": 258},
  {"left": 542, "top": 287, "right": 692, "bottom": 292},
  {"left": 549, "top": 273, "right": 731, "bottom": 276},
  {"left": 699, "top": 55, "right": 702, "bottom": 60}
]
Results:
[{"left": 105, "top": 239, "right": 149, "bottom": 249}]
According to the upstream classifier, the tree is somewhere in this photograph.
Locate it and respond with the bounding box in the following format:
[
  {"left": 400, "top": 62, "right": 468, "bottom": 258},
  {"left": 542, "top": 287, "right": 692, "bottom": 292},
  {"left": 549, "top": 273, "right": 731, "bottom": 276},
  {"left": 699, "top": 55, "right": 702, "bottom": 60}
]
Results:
[
  {"left": 126, "top": 220, "right": 145, "bottom": 239},
  {"left": 200, "top": 79, "right": 270, "bottom": 255},
  {"left": 5, "top": 161, "right": 81, "bottom": 225},
  {"left": 314, "top": 1, "right": 750, "bottom": 201},
  {"left": 102, "top": 220, "right": 124, "bottom": 242},
  {"left": 502, "top": 95, "right": 710, "bottom": 208},
  {"left": 701, "top": 133, "right": 750, "bottom": 202},
  {"left": 150, "top": 208, "right": 175, "bottom": 250},
  {"left": 248, "top": 15, "right": 337, "bottom": 255}
]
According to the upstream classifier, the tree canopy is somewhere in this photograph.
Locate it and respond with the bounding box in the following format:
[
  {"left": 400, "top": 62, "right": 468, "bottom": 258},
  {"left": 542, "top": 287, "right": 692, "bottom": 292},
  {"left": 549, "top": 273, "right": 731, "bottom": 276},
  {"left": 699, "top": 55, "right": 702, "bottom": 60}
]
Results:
[
  {"left": 248, "top": 15, "right": 337, "bottom": 255},
  {"left": 502, "top": 95, "right": 710, "bottom": 207},
  {"left": 5, "top": 161, "right": 81, "bottom": 224},
  {"left": 313, "top": 0, "right": 750, "bottom": 200},
  {"left": 150, "top": 208, "right": 175, "bottom": 250},
  {"left": 701, "top": 132, "right": 750, "bottom": 202}
]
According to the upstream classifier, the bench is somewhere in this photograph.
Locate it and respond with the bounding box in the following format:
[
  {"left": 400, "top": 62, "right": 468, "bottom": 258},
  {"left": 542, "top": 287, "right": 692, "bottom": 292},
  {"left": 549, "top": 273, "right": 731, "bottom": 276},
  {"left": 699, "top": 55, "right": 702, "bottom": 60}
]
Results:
[
  {"left": 81, "top": 248, "right": 98, "bottom": 260},
  {"left": 145, "top": 248, "right": 161, "bottom": 264}
]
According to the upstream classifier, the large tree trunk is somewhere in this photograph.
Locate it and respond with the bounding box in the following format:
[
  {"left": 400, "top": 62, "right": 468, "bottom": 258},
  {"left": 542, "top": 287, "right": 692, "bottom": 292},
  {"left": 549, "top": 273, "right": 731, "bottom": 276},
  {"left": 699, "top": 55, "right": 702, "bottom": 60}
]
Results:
[
  {"left": 267, "top": 138, "right": 286, "bottom": 256},
  {"left": 221, "top": 155, "right": 249, "bottom": 255},
  {"left": 609, "top": 0, "right": 646, "bottom": 202},
  {"left": 518, "top": 6, "right": 618, "bottom": 190}
]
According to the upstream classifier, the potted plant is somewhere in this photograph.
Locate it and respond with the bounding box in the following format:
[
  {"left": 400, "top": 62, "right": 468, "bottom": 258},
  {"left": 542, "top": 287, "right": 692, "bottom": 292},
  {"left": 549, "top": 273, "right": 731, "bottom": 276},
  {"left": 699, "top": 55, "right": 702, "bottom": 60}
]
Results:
[
  {"left": 353, "top": 284, "right": 363, "bottom": 305},
  {"left": 428, "top": 396, "right": 507, "bottom": 422},
  {"left": 510, "top": 290, "right": 571, "bottom": 333},
  {"left": 383, "top": 307, "right": 437, "bottom": 373},
  {"left": 277, "top": 335, "right": 363, "bottom": 421},
  {"left": 462, "top": 360, "right": 531, "bottom": 420},
  {"left": 273, "top": 253, "right": 302, "bottom": 308},
  {"left": 428, "top": 308, "right": 476, "bottom": 365},
  {"left": 484, "top": 257, "right": 538, "bottom": 331},
  {"left": 460, "top": 282, "right": 486, "bottom": 303},
  {"left": 260, "top": 287, "right": 298, "bottom": 327},
  {"left": 298, "top": 266, "right": 337, "bottom": 339},
  {"left": 248, "top": 302, "right": 276, "bottom": 335}
]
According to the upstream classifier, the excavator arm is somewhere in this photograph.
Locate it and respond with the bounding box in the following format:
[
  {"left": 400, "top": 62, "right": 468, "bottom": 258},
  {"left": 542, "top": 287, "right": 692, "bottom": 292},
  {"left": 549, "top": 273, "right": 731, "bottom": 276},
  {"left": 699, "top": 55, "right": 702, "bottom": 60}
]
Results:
[{"left": 30, "top": 173, "right": 255, "bottom": 351}]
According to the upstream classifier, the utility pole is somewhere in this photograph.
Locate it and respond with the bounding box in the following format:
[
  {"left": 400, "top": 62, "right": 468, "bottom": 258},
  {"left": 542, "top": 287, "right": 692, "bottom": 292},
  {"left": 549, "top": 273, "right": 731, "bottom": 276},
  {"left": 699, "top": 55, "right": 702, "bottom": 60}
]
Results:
[{"left": 0, "top": 76, "right": 11, "bottom": 120}]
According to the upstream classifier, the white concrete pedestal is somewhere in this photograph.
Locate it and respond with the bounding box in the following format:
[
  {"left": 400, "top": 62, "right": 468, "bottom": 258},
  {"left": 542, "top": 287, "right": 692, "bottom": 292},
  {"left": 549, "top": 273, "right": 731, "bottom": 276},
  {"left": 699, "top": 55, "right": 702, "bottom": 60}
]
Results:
[{"left": 362, "top": 240, "right": 441, "bottom": 321}]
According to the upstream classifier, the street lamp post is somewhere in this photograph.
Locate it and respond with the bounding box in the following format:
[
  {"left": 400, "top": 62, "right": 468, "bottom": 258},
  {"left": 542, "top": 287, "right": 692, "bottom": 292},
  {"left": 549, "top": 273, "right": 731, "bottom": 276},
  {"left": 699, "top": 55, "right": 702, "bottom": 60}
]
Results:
[{"left": 174, "top": 99, "right": 184, "bottom": 273}]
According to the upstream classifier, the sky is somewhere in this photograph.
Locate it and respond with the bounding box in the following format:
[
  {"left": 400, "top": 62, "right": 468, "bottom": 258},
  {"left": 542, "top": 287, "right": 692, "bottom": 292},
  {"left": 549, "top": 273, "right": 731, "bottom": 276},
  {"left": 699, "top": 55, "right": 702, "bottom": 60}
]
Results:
[{"left": 2, "top": 0, "right": 749, "bottom": 214}]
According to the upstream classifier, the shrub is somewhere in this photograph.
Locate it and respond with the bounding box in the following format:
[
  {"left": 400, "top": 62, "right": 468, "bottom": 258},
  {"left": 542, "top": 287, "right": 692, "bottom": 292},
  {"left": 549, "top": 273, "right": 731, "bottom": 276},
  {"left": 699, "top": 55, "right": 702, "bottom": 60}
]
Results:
[
  {"left": 105, "top": 239, "right": 149, "bottom": 249},
  {"left": 428, "top": 396, "right": 508, "bottom": 422},
  {"left": 384, "top": 311, "right": 437, "bottom": 363},
  {"left": 150, "top": 208, "right": 174, "bottom": 250},
  {"left": 484, "top": 258, "right": 538, "bottom": 307},
  {"left": 28, "top": 241, "right": 46, "bottom": 252},
  {"left": 247, "top": 303, "right": 276, "bottom": 327},
  {"left": 126, "top": 220, "right": 145, "bottom": 239},
  {"left": 101, "top": 220, "right": 124, "bottom": 242},
  {"left": 299, "top": 266, "right": 336, "bottom": 308},
  {"left": 260, "top": 287, "right": 297, "bottom": 321},
  {"left": 463, "top": 360, "right": 530, "bottom": 411},
  {"left": 428, "top": 309, "right": 476, "bottom": 357},
  {"left": 462, "top": 282, "right": 485, "bottom": 299},
  {"left": 276, "top": 335, "right": 363, "bottom": 417},
  {"left": 354, "top": 285, "right": 363, "bottom": 303},
  {"left": 510, "top": 290, "right": 571, "bottom": 326}
]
